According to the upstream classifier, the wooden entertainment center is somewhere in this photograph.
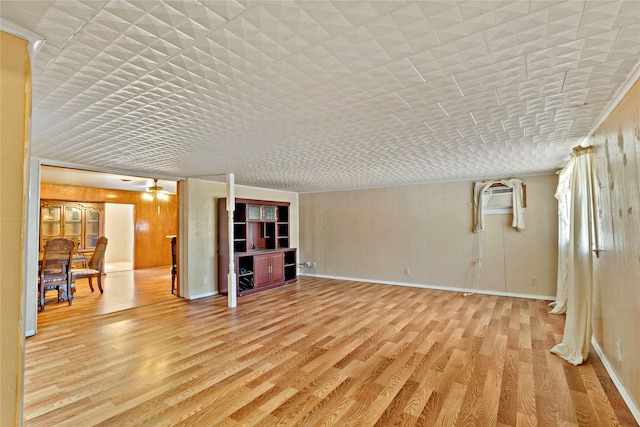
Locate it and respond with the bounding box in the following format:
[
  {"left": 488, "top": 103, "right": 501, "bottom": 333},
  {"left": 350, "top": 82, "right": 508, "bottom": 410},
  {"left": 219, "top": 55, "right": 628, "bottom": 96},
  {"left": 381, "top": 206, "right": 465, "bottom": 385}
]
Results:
[{"left": 217, "top": 198, "right": 297, "bottom": 296}]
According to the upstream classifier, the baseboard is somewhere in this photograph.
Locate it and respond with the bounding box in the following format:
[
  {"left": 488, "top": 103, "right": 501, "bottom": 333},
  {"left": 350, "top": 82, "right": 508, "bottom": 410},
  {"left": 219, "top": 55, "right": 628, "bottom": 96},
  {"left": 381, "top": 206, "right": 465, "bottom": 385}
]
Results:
[
  {"left": 591, "top": 338, "right": 640, "bottom": 424},
  {"left": 303, "top": 273, "right": 555, "bottom": 301},
  {"left": 25, "top": 329, "right": 35, "bottom": 337},
  {"left": 187, "top": 291, "right": 218, "bottom": 300}
]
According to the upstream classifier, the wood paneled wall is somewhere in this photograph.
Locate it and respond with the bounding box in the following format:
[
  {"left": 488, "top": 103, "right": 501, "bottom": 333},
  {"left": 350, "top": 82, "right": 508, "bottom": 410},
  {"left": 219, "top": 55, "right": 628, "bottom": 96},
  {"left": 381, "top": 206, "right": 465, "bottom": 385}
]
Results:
[
  {"left": 589, "top": 77, "right": 640, "bottom": 413},
  {"left": 1, "top": 30, "right": 30, "bottom": 427},
  {"left": 40, "top": 184, "right": 177, "bottom": 269}
]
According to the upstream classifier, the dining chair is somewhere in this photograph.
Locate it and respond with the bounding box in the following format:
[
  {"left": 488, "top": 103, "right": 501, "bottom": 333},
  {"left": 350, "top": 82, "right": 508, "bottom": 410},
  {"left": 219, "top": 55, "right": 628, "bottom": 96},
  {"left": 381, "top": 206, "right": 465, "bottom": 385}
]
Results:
[
  {"left": 39, "top": 238, "right": 75, "bottom": 311},
  {"left": 70, "top": 236, "right": 86, "bottom": 267},
  {"left": 171, "top": 236, "right": 177, "bottom": 294},
  {"left": 71, "top": 236, "right": 108, "bottom": 293}
]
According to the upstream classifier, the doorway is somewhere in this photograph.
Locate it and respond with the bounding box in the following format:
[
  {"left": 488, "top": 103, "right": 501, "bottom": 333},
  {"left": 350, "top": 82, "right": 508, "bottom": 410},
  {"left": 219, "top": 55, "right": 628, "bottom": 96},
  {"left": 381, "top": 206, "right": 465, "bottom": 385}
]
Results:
[
  {"left": 31, "top": 165, "right": 181, "bottom": 332},
  {"left": 104, "top": 203, "right": 134, "bottom": 272}
]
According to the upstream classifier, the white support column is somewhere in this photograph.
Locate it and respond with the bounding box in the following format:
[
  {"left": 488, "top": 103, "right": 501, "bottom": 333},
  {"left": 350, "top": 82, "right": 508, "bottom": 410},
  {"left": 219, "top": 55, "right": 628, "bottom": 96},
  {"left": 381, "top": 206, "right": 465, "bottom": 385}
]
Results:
[
  {"left": 24, "top": 158, "right": 41, "bottom": 336},
  {"left": 226, "top": 173, "right": 237, "bottom": 308}
]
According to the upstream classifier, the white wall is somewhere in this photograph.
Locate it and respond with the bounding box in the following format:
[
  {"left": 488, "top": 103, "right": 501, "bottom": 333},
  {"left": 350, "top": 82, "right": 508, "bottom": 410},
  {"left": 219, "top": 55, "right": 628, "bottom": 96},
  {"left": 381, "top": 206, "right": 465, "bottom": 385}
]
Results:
[{"left": 104, "top": 203, "right": 134, "bottom": 264}]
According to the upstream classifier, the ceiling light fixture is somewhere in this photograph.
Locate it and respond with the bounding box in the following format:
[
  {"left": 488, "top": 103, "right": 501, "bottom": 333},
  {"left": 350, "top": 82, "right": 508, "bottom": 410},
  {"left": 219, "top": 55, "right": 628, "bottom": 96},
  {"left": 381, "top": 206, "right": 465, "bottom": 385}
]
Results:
[{"left": 143, "top": 179, "right": 169, "bottom": 201}]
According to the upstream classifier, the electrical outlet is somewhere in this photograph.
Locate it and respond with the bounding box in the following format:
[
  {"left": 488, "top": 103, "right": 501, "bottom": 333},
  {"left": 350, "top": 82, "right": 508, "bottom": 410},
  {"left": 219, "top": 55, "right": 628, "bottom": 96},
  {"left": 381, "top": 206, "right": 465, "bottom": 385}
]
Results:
[
  {"left": 312, "top": 262, "right": 316, "bottom": 268},
  {"left": 616, "top": 341, "right": 623, "bottom": 362},
  {"left": 404, "top": 268, "right": 410, "bottom": 275},
  {"left": 305, "top": 261, "right": 312, "bottom": 268},
  {"left": 532, "top": 277, "right": 537, "bottom": 286},
  {"left": 204, "top": 276, "right": 209, "bottom": 285}
]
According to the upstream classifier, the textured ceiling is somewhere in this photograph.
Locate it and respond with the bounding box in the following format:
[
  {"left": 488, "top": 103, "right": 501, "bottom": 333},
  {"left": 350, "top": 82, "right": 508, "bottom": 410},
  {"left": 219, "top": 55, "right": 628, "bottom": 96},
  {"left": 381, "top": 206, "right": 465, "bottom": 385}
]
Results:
[{"left": 2, "top": 1, "right": 639, "bottom": 193}]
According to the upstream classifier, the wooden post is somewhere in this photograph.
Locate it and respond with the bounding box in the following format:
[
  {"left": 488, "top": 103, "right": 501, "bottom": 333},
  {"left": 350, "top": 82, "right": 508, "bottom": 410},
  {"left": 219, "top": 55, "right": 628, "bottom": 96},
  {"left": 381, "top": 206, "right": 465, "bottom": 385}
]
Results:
[{"left": 226, "top": 173, "right": 237, "bottom": 308}]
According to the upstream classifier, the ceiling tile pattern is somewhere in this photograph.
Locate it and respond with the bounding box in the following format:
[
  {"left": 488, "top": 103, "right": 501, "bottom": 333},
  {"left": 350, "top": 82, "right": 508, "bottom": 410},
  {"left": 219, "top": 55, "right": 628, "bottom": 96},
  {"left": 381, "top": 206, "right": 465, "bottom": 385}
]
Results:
[{"left": 1, "top": 0, "right": 639, "bottom": 192}]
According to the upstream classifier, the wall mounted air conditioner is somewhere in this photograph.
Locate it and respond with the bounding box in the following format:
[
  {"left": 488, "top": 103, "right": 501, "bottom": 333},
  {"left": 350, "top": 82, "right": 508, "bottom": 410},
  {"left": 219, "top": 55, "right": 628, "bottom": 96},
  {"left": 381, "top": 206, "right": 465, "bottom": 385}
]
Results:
[{"left": 482, "top": 185, "right": 514, "bottom": 214}]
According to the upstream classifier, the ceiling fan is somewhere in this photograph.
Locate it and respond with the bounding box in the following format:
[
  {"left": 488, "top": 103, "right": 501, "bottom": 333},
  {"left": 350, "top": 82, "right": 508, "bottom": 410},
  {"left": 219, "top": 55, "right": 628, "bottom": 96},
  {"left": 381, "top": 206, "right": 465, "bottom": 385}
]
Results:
[{"left": 143, "top": 178, "right": 169, "bottom": 201}]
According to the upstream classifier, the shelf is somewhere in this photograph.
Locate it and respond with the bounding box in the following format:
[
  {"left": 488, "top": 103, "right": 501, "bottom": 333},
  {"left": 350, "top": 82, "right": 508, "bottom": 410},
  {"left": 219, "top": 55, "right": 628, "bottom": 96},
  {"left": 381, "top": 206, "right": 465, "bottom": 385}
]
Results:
[
  {"left": 218, "top": 198, "right": 295, "bottom": 296},
  {"left": 277, "top": 205, "right": 289, "bottom": 222}
]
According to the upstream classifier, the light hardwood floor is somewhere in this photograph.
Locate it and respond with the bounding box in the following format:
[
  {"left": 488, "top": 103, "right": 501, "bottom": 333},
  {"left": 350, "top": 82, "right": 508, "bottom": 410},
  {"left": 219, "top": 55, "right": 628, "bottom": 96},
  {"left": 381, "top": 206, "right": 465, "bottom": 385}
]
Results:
[
  {"left": 25, "top": 276, "right": 637, "bottom": 426},
  {"left": 36, "top": 266, "right": 177, "bottom": 326}
]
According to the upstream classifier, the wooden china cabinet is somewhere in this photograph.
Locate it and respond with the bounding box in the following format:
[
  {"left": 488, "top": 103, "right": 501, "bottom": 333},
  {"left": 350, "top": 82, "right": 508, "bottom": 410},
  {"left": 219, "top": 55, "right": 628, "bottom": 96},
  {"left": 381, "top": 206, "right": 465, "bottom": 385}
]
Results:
[
  {"left": 39, "top": 200, "right": 104, "bottom": 254},
  {"left": 217, "top": 198, "right": 297, "bottom": 296}
]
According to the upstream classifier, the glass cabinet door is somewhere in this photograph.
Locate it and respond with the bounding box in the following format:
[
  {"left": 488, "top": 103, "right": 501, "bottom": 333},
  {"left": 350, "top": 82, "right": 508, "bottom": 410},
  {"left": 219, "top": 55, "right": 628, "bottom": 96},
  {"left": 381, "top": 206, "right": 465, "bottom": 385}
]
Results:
[
  {"left": 41, "top": 205, "right": 62, "bottom": 249},
  {"left": 64, "top": 206, "right": 82, "bottom": 243},
  {"left": 261, "top": 206, "right": 277, "bottom": 220},
  {"left": 247, "top": 206, "right": 261, "bottom": 220},
  {"left": 85, "top": 209, "right": 100, "bottom": 248},
  {"left": 247, "top": 205, "right": 277, "bottom": 221}
]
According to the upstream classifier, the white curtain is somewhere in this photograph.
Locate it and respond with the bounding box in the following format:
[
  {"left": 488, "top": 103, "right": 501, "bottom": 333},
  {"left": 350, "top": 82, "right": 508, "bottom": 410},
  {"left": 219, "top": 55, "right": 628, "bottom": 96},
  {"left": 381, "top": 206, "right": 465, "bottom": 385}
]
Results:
[
  {"left": 473, "top": 178, "right": 525, "bottom": 232},
  {"left": 550, "top": 146, "right": 596, "bottom": 365},
  {"left": 549, "top": 162, "right": 574, "bottom": 314}
]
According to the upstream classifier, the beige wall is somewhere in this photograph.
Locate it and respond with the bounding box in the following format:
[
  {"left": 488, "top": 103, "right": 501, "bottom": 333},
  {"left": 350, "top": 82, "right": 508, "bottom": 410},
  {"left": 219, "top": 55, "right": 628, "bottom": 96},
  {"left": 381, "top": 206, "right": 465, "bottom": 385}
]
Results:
[
  {"left": 589, "top": 77, "right": 640, "bottom": 411},
  {"left": 299, "top": 174, "right": 558, "bottom": 297},
  {"left": 1, "top": 30, "right": 29, "bottom": 427},
  {"left": 182, "top": 178, "right": 298, "bottom": 298}
]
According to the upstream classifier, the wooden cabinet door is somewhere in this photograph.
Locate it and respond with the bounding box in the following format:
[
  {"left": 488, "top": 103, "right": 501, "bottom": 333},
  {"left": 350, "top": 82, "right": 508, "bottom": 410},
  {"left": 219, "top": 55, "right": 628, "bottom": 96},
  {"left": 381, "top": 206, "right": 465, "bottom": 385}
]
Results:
[
  {"left": 253, "top": 254, "right": 271, "bottom": 287},
  {"left": 270, "top": 252, "right": 284, "bottom": 284},
  {"left": 253, "top": 252, "right": 285, "bottom": 287}
]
